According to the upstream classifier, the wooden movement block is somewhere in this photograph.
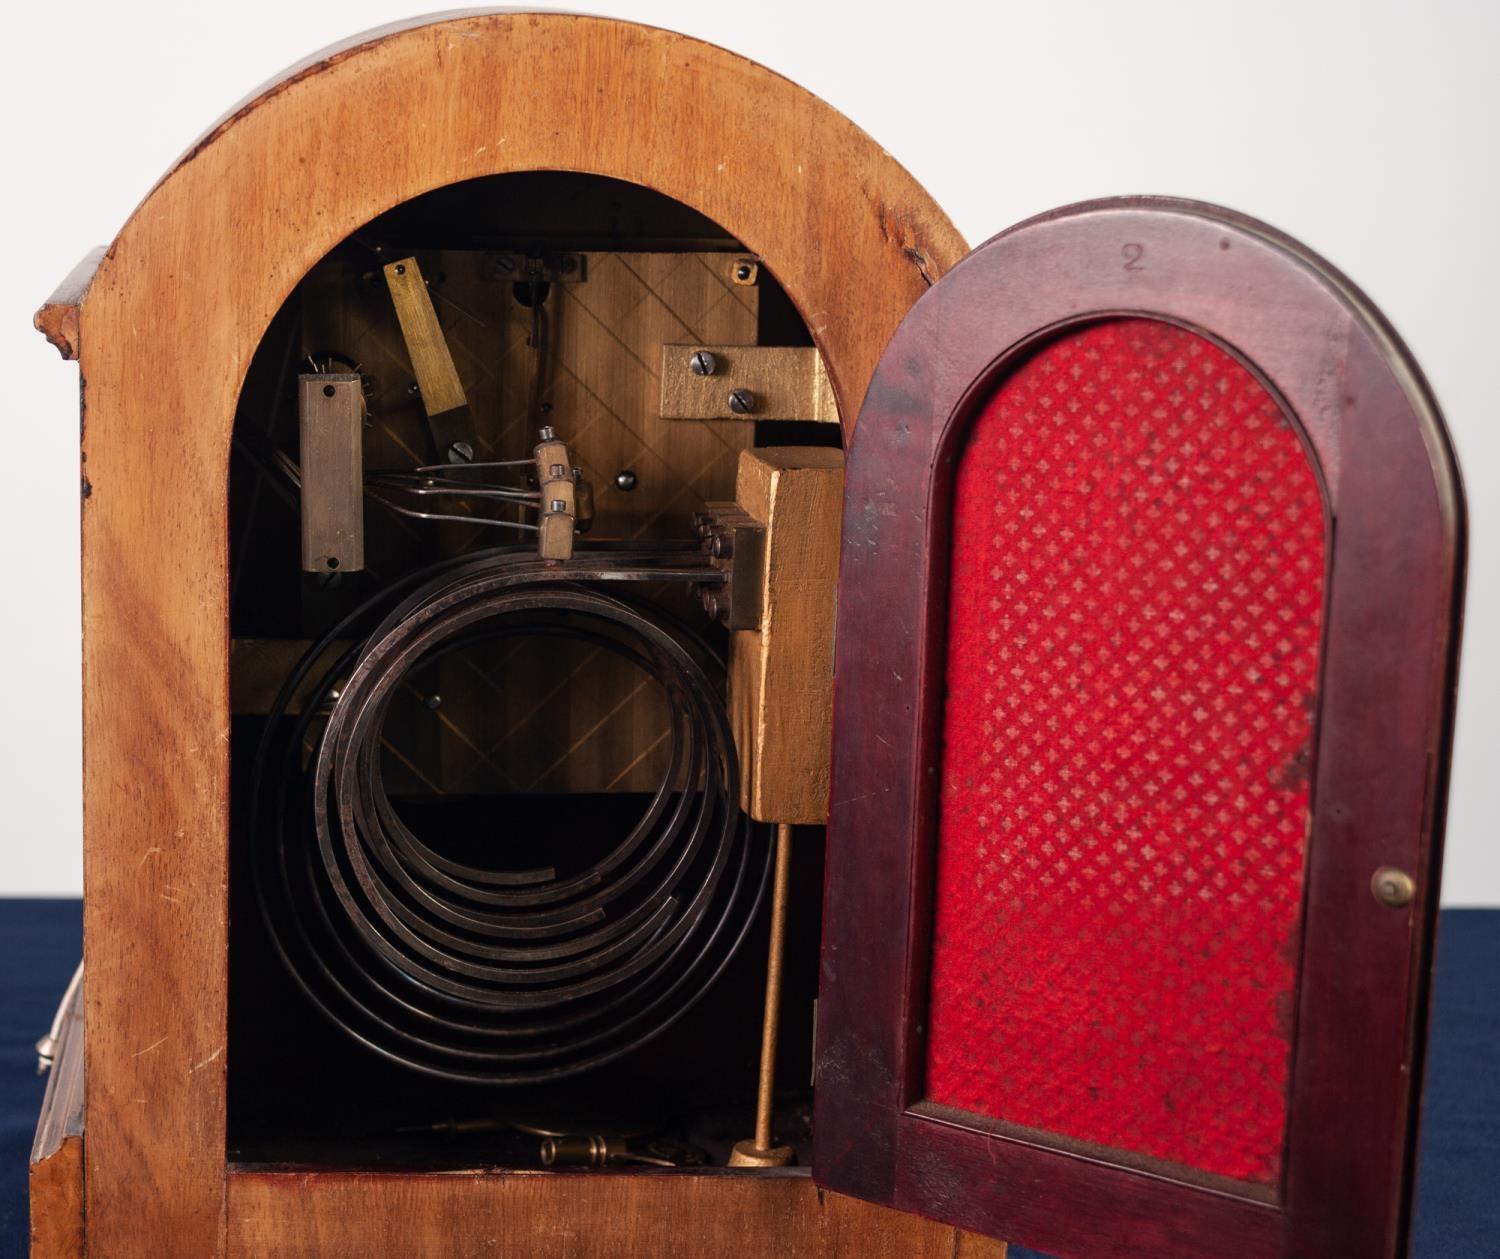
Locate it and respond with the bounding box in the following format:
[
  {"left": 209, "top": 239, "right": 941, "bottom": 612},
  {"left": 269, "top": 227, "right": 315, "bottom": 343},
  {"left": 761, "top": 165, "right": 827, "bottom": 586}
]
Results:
[{"left": 729, "top": 447, "right": 844, "bottom": 825}]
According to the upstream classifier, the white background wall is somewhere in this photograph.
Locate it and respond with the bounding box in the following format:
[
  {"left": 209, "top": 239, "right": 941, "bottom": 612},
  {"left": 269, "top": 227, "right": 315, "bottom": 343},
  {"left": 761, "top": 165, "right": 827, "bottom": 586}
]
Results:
[{"left": 1, "top": 1, "right": 1495, "bottom": 900}]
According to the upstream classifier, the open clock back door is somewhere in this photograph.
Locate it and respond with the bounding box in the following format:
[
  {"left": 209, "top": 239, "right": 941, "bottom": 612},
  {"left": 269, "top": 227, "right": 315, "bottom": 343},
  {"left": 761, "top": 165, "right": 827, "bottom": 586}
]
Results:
[{"left": 813, "top": 198, "right": 1463, "bottom": 1259}]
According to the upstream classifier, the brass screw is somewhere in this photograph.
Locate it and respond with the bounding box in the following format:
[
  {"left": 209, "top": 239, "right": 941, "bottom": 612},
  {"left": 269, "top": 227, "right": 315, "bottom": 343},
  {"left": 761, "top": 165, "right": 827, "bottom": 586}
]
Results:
[{"left": 1371, "top": 866, "right": 1416, "bottom": 908}]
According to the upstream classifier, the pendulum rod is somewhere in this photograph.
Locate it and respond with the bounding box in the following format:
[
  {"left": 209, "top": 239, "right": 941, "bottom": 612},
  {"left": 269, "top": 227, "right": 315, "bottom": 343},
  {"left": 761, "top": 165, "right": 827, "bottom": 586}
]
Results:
[{"left": 730, "top": 821, "right": 796, "bottom": 1167}]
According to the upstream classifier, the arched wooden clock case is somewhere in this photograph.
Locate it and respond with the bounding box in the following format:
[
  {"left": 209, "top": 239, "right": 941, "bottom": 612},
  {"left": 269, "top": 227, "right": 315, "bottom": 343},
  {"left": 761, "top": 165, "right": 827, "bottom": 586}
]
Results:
[{"left": 28, "top": 12, "right": 1461, "bottom": 1259}]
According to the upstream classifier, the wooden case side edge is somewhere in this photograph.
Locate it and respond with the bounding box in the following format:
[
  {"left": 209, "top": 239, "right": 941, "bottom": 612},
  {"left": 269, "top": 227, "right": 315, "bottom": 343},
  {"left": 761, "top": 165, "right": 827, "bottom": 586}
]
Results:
[
  {"left": 35, "top": 247, "right": 107, "bottom": 361},
  {"left": 31, "top": 973, "right": 85, "bottom": 1259}
]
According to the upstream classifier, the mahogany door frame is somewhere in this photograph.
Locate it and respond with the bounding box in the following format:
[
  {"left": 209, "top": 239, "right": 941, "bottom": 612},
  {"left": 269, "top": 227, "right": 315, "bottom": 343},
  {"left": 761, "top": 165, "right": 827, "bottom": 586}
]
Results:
[{"left": 814, "top": 198, "right": 1464, "bottom": 1259}]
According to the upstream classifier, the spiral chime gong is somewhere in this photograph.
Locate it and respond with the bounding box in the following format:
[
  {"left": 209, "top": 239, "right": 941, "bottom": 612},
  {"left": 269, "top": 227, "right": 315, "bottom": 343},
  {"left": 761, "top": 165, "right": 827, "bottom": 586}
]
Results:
[{"left": 251, "top": 550, "right": 771, "bottom": 1085}]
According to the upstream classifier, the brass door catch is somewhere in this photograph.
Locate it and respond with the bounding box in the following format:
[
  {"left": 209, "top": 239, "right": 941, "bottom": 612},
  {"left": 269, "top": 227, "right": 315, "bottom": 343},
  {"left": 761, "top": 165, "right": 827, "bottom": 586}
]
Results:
[{"left": 1371, "top": 866, "right": 1416, "bottom": 908}]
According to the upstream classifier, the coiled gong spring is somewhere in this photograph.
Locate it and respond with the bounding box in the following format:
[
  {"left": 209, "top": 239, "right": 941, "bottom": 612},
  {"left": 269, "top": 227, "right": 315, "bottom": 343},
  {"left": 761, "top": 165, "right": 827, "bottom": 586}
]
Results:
[{"left": 249, "top": 546, "right": 769, "bottom": 1084}]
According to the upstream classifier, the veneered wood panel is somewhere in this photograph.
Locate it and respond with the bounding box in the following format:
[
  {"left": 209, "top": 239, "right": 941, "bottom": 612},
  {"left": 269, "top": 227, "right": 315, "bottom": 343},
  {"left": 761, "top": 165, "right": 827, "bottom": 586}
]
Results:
[
  {"left": 64, "top": 12, "right": 962, "bottom": 1256},
  {"left": 225, "top": 1170, "right": 1004, "bottom": 1259}
]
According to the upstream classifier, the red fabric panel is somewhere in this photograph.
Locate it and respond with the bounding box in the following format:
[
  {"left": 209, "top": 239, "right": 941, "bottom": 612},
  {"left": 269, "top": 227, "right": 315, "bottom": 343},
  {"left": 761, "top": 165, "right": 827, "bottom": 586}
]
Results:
[{"left": 925, "top": 318, "right": 1324, "bottom": 1187}]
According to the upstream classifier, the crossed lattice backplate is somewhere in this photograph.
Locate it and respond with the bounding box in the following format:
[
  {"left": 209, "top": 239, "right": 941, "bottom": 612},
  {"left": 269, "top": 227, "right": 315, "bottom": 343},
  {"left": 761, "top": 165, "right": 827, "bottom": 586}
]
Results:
[{"left": 301, "top": 252, "right": 758, "bottom": 795}]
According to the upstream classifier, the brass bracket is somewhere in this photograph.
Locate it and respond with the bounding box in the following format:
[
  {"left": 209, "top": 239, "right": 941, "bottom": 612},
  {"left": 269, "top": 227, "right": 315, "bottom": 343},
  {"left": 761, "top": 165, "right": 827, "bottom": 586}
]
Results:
[
  {"left": 659, "top": 345, "right": 838, "bottom": 424},
  {"left": 694, "top": 503, "right": 766, "bottom": 630}
]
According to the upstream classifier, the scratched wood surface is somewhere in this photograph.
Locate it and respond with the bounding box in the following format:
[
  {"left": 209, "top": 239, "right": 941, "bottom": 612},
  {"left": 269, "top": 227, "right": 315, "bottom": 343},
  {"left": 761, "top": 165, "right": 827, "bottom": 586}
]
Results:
[
  {"left": 225, "top": 1170, "right": 1004, "bottom": 1259},
  {"left": 52, "top": 11, "right": 963, "bottom": 1257}
]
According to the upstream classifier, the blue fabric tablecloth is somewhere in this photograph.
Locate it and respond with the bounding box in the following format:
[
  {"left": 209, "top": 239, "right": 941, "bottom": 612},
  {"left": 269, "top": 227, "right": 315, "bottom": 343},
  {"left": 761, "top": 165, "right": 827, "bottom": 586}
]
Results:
[{"left": 1, "top": 902, "right": 1493, "bottom": 1257}]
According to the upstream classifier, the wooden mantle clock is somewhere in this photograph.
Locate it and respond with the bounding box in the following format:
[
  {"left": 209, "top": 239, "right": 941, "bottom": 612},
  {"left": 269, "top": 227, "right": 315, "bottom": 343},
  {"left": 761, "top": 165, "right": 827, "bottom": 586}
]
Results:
[{"left": 29, "top": 11, "right": 1462, "bottom": 1259}]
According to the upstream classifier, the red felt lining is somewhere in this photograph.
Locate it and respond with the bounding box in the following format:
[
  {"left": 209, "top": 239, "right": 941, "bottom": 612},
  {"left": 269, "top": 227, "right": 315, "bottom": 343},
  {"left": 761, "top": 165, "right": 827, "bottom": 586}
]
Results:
[{"left": 924, "top": 318, "right": 1324, "bottom": 1187}]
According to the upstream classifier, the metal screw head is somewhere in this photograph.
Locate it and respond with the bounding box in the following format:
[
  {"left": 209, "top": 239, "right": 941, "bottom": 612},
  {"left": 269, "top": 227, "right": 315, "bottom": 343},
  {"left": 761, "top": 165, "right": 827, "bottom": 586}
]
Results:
[
  {"left": 394, "top": 263, "right": 407, "bottom": 275},
  {"left": 1371, "top": 866, "right": 1416, "bottom": 908},
  {"left": 701, "top": 590, "right": 729, "bottom": 622},
  {"left": 424, "top": 693, "right": 443, "bottom": 711},
  {"left": 539, "top": 425, "right": 556, "bottom": 441},
  {"left": 690, "top": 350, "right": 718, "bottom": 377},
  {"left": 615, "top": 469, "right": 638, "bottom": 492},
  {"left": 448, "top": 441, "right": 474, "bottom": 463},
  {"left": 494, "top": 254, "right": 516, "bottom": 276},
  {"left": 709, "top": 532, "right": 733, "bottom": 559},
  {"left": 733, "top": 260, "right": 758, "bottom": 285},
  {"left": 728, "top": 388, "right": 756, "bottom": 415}
]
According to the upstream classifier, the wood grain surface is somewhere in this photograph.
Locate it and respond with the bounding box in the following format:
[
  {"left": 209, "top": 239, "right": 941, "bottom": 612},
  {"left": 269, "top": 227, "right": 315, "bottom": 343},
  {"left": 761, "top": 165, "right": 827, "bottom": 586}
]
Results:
[
  {"left": 226, "top": 1170, "right": 1004, "bottom": 1259},
  {"left": 53, "top": 11, "right": 963, "bottom": 1256},
  {"left": 730, "top": 448, "right": 844, "bottom": 824}
]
